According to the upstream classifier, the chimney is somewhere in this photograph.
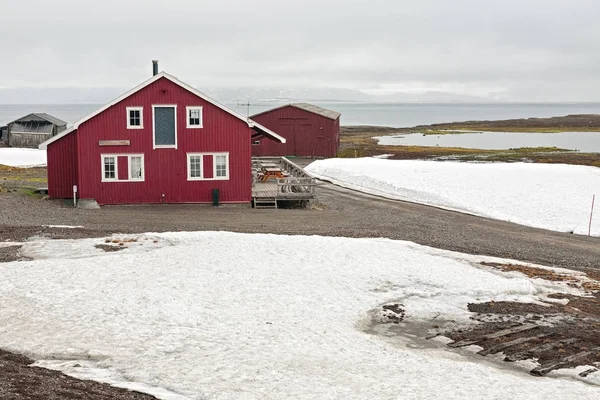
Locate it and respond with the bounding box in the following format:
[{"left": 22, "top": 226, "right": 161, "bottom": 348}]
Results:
[{"left": 152, "top": 60, "right": 159, "bottom": 76}]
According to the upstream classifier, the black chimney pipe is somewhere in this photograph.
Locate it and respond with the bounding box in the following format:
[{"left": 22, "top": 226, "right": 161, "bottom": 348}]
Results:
[{"left": 152, "top": 60, "right": 159, "bottom": 76}]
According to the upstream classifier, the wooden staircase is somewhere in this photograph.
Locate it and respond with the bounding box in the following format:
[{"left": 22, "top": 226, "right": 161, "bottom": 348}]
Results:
[{"left": 253, "top": 197, "right": 278, "bottom": 209}]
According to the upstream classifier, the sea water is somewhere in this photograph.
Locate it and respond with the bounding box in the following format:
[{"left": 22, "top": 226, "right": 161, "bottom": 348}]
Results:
[{"left": 2, "top": 102, "right": 600, "bottom": 128}]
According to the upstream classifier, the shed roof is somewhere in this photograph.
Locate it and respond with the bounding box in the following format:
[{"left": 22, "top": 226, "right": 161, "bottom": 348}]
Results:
[
  {"left": 252, "top": 103, "right": 341, "bottom": 121},
  {"left": 10, "top": 113, "right": 67, "bottom": 126},
  {"left": 11, "top": 121, "right": 54, "bottom": 134},
  {"left": 39, "top": 72, "right": 285, "bottom": 149}
]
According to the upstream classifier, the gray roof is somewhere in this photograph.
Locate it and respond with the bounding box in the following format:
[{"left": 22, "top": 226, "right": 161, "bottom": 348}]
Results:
[
  {"left": 10, "top": 113, "right": 67, "bottom": 126},
  {"left": 290, "top": 103, "right": 341, "bottom": 120},
  {"left": 12, "top": 121, "right": 54, "bottom": 134},
  {"left": 252, "top": 103, "right": 341, "bottom": 120}
]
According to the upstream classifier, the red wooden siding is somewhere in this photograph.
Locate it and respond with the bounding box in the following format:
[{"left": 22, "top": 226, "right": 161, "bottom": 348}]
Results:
[
  {"left": 46, "top": 131, "right": 78, "bottom": 199},
  {"left": 48, "top": 77, "right": 252, "bottom": 205},
  {"left": 251, "top": 105, "right": 340, "bottom": 158},
  {"left": 203, "top": 154, "right": 214, "bottom": 179},
  {"left": 117, "top": 156, "right": 128, "bottom": 181}
]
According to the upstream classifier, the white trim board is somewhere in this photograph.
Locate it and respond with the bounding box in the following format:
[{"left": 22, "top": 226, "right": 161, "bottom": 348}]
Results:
[{"left": 39, "top": 72, "right": 286, "bottom": 149}]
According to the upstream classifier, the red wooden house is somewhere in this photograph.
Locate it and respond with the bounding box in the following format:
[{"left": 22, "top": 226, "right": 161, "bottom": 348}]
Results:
[
  {"left": 40, "top": 69, "right": 285, "bottom": 205},
  {"left": 250, "top": 103, "right": 341, "bottom": 158}
]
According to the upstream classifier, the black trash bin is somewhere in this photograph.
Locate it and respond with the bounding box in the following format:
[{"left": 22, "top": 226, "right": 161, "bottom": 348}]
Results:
[{"left": 212, "top": 188, "right": 219, "bottom": 207}]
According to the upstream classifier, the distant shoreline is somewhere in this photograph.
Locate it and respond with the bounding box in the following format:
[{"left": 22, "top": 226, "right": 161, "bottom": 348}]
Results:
[
  {"left": 344, "top": 113, "right": 600, "bottom": 133},
  {"left": 340, "top": 114, "right": 600, "bottom": 167}
]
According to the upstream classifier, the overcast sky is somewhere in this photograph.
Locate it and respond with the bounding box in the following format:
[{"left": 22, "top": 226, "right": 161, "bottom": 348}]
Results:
[{"left": 1, "top": 0, "right": 600, "bottom": 101}]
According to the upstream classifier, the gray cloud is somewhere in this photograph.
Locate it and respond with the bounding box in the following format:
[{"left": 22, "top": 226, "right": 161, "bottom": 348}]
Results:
[{"left": 1, "top": 0, "right": 600, "bottom": 101}]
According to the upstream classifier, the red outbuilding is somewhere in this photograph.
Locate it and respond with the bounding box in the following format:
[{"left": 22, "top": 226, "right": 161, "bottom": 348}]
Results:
[
  {"left": 40, "top": 67, "right": 285, "bottom": 205},
  {"left": 250, "top": 103, "right": 341, "bottom": 158}
]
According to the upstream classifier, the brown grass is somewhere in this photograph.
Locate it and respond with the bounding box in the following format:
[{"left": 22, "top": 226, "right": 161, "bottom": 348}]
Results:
[
  {"left": 481, "top": 262, "right": 580, "bottom": 283},
  {"left": 339, "top": 127, "right": 600, "bottom": 167},
  {"left": 482, "top": 262, "right": 600, "bottom": 293}
]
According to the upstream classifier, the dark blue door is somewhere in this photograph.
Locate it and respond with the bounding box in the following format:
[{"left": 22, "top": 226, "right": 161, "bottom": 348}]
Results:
[{"left": 154, "top": 107, "right": 176, "bottom": 146}]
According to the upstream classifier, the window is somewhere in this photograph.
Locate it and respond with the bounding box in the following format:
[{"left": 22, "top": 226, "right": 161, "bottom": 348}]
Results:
[
  {"left": 189, "top": 155, "right": 202, "bottom": 179},
  {"left": 153, "top": 105, "right": 177, "bottom": 148},
  {"left": 127, "top": 107, "right": 143, "bottom": 129},
  {"left": 252, "top": 140, "right": 260, "bottom": 146},
  {"left": 187, "top": 152, "right": 229, "bottom": 181},
  {"left": 129, "top": 156, "right": 144, "bottom": 181},
  {"left": 102, "top": 156, "right": 117, "bottom": 181},
  {"left": 215, "top": 154, "right": 228, "bottom": 178},
  {"left": 101, "top": 154, "right": 144, "bottom": 182},
  {"left": 186, "top": 106, "right": 203, "bottom": 128}
]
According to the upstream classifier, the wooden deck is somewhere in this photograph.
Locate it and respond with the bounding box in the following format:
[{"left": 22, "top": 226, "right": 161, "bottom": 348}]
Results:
[
  {"left": 252, "top": 182, "right": 278, "bottom": 198},
  {"left": 251, "top": 157, "right": 318, "bottom": 205}
]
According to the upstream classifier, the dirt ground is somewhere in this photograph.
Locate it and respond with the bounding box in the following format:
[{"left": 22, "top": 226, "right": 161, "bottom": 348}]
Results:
[
  {"left": 2, "top": 161, "right": 600, "bottom": 397},
  {"left": 0, "top": 163, "right": 599, "bottom": 271},
  {"left": 0, "top": 349, "right": 156, "bottom": 399},
  {"left": 436, "top": 263, "right": 600, "bottom": 377}
]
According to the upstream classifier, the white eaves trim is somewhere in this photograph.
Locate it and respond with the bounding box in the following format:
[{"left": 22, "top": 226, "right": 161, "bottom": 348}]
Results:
[{"left": 38, "top": 72, "right": 286, "bottom": 149}]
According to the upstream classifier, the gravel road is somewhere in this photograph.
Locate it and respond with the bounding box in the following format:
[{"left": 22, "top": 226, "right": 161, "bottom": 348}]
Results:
[
  {"left": 2, "top": 164, "right": 600, "bottom": 398},
  {"left": 1, "top": 181, "right": 599, "bottom": 272}
]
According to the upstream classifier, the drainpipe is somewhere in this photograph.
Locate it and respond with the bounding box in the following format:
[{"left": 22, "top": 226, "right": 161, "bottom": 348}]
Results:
[{"left": 152, "top": 60, "right": 159, "bottom": 76}]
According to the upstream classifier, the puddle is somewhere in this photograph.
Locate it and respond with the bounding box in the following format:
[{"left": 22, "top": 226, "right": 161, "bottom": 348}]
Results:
[
  {"left": 375, "top": 131, "right": 600, "bottom": 152},
  {"left": 362, "top": 301, "right": 600, "bottom": 386}
]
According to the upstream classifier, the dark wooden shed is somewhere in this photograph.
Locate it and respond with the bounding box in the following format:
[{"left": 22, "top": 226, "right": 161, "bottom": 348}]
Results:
[
  {"left": 251, "top": 103, "right": 341, "bottom": 158},
  {"left": 7, "top": 113, "right": 67, "bottom": 148}
]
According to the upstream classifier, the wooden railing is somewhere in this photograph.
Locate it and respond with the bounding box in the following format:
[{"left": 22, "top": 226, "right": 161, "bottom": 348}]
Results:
[
  {"left": 280, "top": 157, "right": 312, "bottom": 178},
  {"left": 276, "top": 177, "right": 317, "bottom": 197},
  {"left": 251, "top": 157, "right": 318, "bottom": 199}
]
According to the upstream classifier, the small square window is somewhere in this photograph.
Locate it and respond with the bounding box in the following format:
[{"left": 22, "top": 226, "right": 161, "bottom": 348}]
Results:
[
  {"left": 252, "top": 140, "right": 260, "bottom": 146},
  {"left": 186, "top": 106, "right": 203, "bottom": 128},
  {"left": 127, "top": 107, "right": 143, "bottom": 129}
]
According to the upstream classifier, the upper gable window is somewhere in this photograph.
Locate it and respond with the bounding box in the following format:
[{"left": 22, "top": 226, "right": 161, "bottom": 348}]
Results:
[
  {"left": 127, "top": 107, "right": 143, "bottom": 129},
  {"left": 186, "top": 106, "right": 203, "bottom": 129}
]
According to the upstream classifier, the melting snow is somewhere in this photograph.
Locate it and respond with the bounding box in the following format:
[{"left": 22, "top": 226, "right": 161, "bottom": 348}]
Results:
[
  {"left": 306, "top": 158, "right": 600, "bottom": 236},
  {"left": 0, "top": 232, "right": 597, "bottom": 399},
  {"left": 0, "top": 148, "right": 46, "bottom": 167}
]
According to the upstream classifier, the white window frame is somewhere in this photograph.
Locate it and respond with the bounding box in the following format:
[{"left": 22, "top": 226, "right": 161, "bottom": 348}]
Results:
[
  {"left": 101, "top": 155, "right": 118, "bottom": 182},
  {"left": 186, "top": 152, "right": 229, "bottom": 181},
  {"left": 213, "top": 152, "right": 229, "bottom": 180},
  {"left": 152, "top": 104, "right": 178, "bottom": 149},
  {"left": 128, "top": 154, "right": 145, "bottom": 182},
  {"left": 186, "top": 106, "right": 203, "bottom": 129},
  {"left": 252, "top": 140, "right": 260, "bottom": 146},
  {"left": 187, "top": 153, "right": 203, "bottom": 181},
  {"left": 100, "top": 154, "right": 145, "bottom": 183},
  {"left": 126, "top": 107, "right": 144, "bottom": 129}
]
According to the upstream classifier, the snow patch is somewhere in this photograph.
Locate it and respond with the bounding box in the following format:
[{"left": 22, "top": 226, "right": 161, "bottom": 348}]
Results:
[
  {"left": 0, "top": 231, "right": 597, "bottom": 399},
  {"left": 0, "top": 148, "right": 46, "bottom": 167},
  {"left": 34, "top": 360, "right": 191, "bottom": 400},
  {"left": 306, "top": 158, "right": 600, "bottom": 236},
  {"left": 42, "top": 225, "right": 84, "bottom": 229}
]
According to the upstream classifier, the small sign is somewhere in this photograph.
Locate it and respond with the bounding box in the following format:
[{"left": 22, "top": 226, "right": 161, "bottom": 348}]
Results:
[{"left": 99, "top": 140, "right": 130, "bottom": 146}]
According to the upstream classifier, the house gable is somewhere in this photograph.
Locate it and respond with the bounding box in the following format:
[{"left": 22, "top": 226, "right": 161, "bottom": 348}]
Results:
[
  {"left": 40, "top": 72, "right": 284, "bottom": 150},
  {"left": 72, "top": 76, "right": 255, "bottom": 204}
]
